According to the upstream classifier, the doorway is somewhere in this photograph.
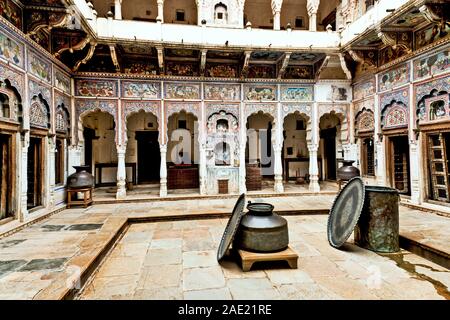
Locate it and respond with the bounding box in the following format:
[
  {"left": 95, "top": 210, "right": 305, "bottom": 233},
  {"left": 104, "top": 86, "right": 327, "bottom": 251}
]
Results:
[
  {"left": 388, "top": 135, "right": 410, "bottom": 195},
  {"left": 321, "top": 127, "right": 337, "bottom": 180},
  {"left": 0, "top": 134, "right": 12, "bottom": 220},
  {"left": 83, "top": 127, "right": 96, "bottom": 173},
  {"left": 27, "top": 137, "right": 43, "bottom": 209},
  {"left": 136, "top": 131, "right": 160, "bottom": 183},
  {"left": 427, "top": 132, "right": 450, "bottom": 202}
]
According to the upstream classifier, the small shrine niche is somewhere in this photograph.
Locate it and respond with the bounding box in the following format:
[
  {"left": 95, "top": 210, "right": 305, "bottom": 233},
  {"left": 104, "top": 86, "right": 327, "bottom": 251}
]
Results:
[{"left": 215, "top": 142, "right": 230, "bottom": 166}]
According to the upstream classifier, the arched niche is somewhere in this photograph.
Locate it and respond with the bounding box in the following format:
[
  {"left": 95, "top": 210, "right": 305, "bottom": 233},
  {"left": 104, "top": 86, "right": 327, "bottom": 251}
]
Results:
[
  {"left": 0, "top": 79, "right": 23, "bottom": 124},
  {"left": 355, "top": 108, "right": 374, "bottom": 135},
  {"left": 416, "top": 88, "right": 449, "bottom": 125},
  {"left": 29, "top": 94, "right": 50, "bottom": 131},
  {"left": 381, "top": 100, "right": 409, "bottom": 131}
]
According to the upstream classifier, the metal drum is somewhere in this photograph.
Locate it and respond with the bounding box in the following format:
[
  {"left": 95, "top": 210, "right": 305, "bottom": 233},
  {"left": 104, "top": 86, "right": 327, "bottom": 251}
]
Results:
[
  {"left": 234, "top": 202, "right": 289, "bottom": 253},
  {"left": 67, "top": 165, "right": 94, "bottom": 189},
  {"left": 354, "top": 185, "right": 399, "bottom": 253}
]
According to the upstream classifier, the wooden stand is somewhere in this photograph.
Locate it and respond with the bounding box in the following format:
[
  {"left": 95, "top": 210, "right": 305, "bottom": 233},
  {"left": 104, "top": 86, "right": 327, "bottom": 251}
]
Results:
[
  {"left": 67, "top": 187, "right": 93, "bottom": 208},
  {"left": 237, "top": 246, "right": 298, "bottom": 272}
]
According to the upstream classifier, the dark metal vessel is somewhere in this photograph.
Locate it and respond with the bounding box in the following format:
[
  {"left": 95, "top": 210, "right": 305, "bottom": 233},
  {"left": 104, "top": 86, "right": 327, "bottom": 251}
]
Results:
[
  {"left": 337, "top": 160, "right": 360, "bottom": 181},
  {"left": 67, "top": 165, "right": 94, "bottom": 189},
  {"left": 234, "top": 202, "right": 289, "bottom": 253},
  {"left": 354, "top": 185, "right": 399, "bottom": 253}
]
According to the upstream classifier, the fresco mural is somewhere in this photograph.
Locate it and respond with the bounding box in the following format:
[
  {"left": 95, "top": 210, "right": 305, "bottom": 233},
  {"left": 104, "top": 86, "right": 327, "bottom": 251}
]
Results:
[
  {"left": 379, "top": 46, "right": 408, "bottom": 66},
  {"left": 414, "top": 50, "right": 449, "bottom": 79},
  {"left": 122, "top": 81, "right": 160, "bottom": 99},
  {"left": 415, "top": 23, "right": 450, "bottom": 50},
  {"left": 415, "top": 76, "right": 450, "bottom": 123},
  {"left": 244, "top": 85, "right": 277, "bottom": 101},
  {"left": 280, "top": 86, "right": 313, "bottom": 101},
  {"left": 54, "top": 69, "right": 70, "bottom": 94},
  {"left": 164, "top": 82, "right": 200, "bottom": 100},
  {"left": 166, "top": 62, "right": 198, "bottom": 76},
  {"left": 204, "top": 84, "right": 240, "bottom": 101},
  {"left": 353, "top": 80, "right": 375, "bottom": 100},
  {"left": 28, "top": 50, "right": 51, "bottom": 83},
  {"left": 206, "top": 64, "right": 238, "bottom": 78},
  {"left": 378, "top": 64, "right": 409, "bottom": 92},
  {"left": 283, "top": 66, "right": 313, "bottom": 79},
  {"left": 329, "top": 86, "right": 348, "bottom": 101},
  {"left": 75, "top": 79, "right": 117, "bottom": 97},
  {"left": 0, "top": 29, "right": 22, "bottom": 67},
  {"left": 0, "top": 0, "right": 22, "bottom": 30},
  {"left": 247, "top": 65, "right": 275, "bottom": 78},
  {"left": 123, "top": 61, "right": 158, "bottom": 75}
]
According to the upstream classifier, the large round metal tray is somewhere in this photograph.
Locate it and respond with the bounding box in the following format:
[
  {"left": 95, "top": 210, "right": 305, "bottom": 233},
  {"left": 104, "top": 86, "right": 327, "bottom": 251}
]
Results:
[
  {"left": 327, "top": 176, "right": 365, "bottom": 248},
  {"left": 217, "top": 193, "right": 246, "bottom": 261}
]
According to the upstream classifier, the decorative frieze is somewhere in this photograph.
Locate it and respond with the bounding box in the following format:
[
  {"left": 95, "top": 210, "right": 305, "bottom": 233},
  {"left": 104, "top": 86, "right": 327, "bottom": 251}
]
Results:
[
  {"left": 75, "top": 79, "right": 118, "bottom": 97},
  {"left": 244, "top": 84, "right": 277, "bottom": 101},
  {"left": 379, "top": 88, "right": 409, "bottom": 111},
  {"left": 54, "top": 69, "right": 71, "bottom": 94},
  {"left": 76, "top": 99, "right": 118, "bottom": 125},
  {"left": 280, "top": 85, "right": 313, "bottom": 101},
  {"left": 281, "top": 103, "right": 312, "bottom": 120},
  {"left": 378, "top": 63, "right": 410, "bottom": 92},
  {"left": 244, "top": 103, "right": 277, "bottom": 122},
  {"left": 205, "top": 102, "right": 240, "bottom": 120},
  {"left": 204, "top": 83, "right": 240, "bottom": 101},
  {"left": 122, "top": 100, "right": 161, "bottom": 143},
  {"left": 28, "top": 49, "right": 51, "bottom": 83},
  {"left": 164, "top": 82, "right": 201, "bottom": 100},
  {"left": 413, "top": 49, "right": 450, "bottom": 80},
  {"left": 121, "top": 80, "right": 160, "bottom": 99},
  {"left": 0, "top": 28, "right": 24, "bottom": 68},
  {"left": 353, "top": 79, "right": 375, "bottom": 101}
]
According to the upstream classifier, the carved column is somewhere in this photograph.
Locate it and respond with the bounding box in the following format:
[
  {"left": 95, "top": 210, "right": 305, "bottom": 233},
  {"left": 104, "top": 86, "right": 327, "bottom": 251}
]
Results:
[
  {"left": 307, "top": 143, "right": 320, "bottom": 192},
  {"left": 48, "top": 137, "right": 56, "bottom": 207},
  {"left": 273, "top": 143, "right": 284, "bottom": 193},
  {"left": 198, "top": 117, "right": 207, "bottom": 195},
  {"left": 157, "top": 0, "right": 164, "bottom": 22},
  {"left": 160, "top": 144, "right": 168, "bottom": 197},
  {"left": 114, "top": 0, "right": 122, "bottom": 20},
  {"left": 307, "top": 0, "right": 320, "bottom": 31},
  {"left": 20, "top": 132, "right": 30, "bottom": 221},
  {"left": 271, "top": 0, "right": 283, "bottom": 30},
  {"left": 116, "top": 145, "right": 127, "bottom": 199}
]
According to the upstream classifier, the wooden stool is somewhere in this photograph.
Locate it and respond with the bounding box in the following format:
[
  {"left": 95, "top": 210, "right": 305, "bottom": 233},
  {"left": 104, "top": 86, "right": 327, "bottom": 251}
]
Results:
[
  {"left": 67, "top": 187, "right": 93, "bottom": 208},
  {"left": 237, "top": 246, "right": 298, "bottom": 272}
]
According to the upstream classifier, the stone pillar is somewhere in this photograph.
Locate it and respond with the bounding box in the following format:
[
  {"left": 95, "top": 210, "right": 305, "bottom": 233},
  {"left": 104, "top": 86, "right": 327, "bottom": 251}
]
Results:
[
  {"left": 116, "top": 145, "right": 127, "bottom": 199},
  {"left": 160, "top": 144, "right": 168, "bottom": 197},
  {"left": 307, "top": 0, "right": 320, "bottom": 31},
  {"left": 20, "top": 132, "right": 30, "bottom": 221},
  {"left": 199, "top": 142, "right": 207, "bottom": 195},
  {"left": 409, "top": 141, "right": 420, "bottom": 204},
  {"left": 307, "top": 143, "right": 320, "bottom": 192},
  {"left": 271, "top": 0, "right": 283, "bottom": 30},
  {"left": 239, "top": 141, "right": 247, "bottom": 194},
  {"left": 157, "top": 0, "right": 164, "bottom": 22},
  {"left": 273, "top": 143, "right": 284, "bottom": 193},
  {"left": 114, "top": 0, "right": 122, "bottom": 20},
  {"left": 48, "top": 137, "right": 56, "bottom": 207}
]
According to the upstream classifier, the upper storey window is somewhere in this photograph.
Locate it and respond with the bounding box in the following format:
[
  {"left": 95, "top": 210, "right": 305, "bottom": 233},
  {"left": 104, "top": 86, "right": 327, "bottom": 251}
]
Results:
[
  {"left": 214, "top": 3, "right": 228, "bottom": 24},
  {"left": 176, "top": 10, "right": 185, "bottom": 22}
]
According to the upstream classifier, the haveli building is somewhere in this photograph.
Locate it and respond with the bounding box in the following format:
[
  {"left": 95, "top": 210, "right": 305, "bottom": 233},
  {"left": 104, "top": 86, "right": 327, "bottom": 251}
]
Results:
[{"left": 0, "top": 0, "right": 448, "bottom": 227}]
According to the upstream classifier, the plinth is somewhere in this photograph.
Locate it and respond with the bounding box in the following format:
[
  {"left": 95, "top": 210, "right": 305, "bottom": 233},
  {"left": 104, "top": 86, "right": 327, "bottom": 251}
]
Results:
[{"left": 236, "top": 246, "right": 298, "bottom": 272}]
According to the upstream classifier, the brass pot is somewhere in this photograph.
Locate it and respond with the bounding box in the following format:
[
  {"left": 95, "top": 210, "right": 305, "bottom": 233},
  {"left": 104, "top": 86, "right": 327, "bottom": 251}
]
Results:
[
  {"left": 234, "top": 202, "right": 289, "bottom": 253},
  {"left": 67, "top": 165, "right": 94, "bottom": 189},
  {"left": 337, "top": 160, "right": 360, "bottom": 181}
]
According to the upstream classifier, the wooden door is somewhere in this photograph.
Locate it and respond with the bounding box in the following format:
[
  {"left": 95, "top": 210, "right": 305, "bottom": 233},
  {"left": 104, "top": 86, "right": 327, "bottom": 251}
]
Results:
[
  {"left": 27, "top": 137, "right": 42, "bottom": 209},
  {"left": 428, "top": 133, "right": 450, "bottom": 201},
  {"left": 0, "top": 134, "right": 11, "bottom": 220},
  {"left": 136, "top": 131, "right": 160, "bottom": 183},
  {"left": 389, "top": 136, "right": 410, "bottom": 195}
]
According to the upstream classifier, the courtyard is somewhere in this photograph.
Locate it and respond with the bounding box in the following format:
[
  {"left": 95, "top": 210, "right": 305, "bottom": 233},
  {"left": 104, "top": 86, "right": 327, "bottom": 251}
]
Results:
[{"left": 0, "top": 195, "right": 448, "bottom": 300}]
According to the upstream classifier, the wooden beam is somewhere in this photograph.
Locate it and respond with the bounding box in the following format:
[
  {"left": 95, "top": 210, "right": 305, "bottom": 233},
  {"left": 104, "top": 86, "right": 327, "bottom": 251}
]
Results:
[
  {"left": 277, "top": 52, "right": 291, "bottom": 79},
  {"left": 200, "top": 49, "right": 207, "bottom": 76},
  {"left": 109, "top": 45, "right": 121, "bottom": 72}
]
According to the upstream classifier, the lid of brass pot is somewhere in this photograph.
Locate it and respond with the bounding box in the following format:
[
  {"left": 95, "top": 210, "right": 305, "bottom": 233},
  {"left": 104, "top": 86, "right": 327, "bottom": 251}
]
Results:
[
  {"left": 327, "top": 176, "right": 365, "bottom": 248},
  {"left": 217, "top": 193, "right": 246, "bottom": 261}
]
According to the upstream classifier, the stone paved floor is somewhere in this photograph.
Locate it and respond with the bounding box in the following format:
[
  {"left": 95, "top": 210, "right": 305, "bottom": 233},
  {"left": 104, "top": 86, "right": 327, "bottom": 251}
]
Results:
[
  {"left": 78, "top": 216, "right": 449, "bottom": 300},
  {"left": 0, "top": 194, "right": 448, "bottom": 300}
]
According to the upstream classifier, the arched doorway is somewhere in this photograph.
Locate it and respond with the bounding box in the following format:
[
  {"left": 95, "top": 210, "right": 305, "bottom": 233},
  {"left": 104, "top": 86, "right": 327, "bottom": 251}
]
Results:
[
  {"left": 28, "top": 94, "right": 51, "bottom": 210},
  {"left": 282, "top": 112, "right": 309, "bottom": 189},
  {"left": 81, "top": 110, "right": 118, "bottom": 190},
  {"left": 167, "top": 110, "right": 199, "bottom": 192},
  {"left": 246, "top": 111, "right": 275, "bottom": 191},
  {"left": 319, "top": 112, "right": 342, "bottom": 181},
  {"left": 164, "top": 0, "right": 198, "bottom": 25},
  {"left": 0, "top": 79, "right": 22, "bottom": 222},
  {"left": 55, "top": 104, "right": 70, "bottom": 187},
  {"left": 126, "top": 110, "right": 160, "bottom": 187}
]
